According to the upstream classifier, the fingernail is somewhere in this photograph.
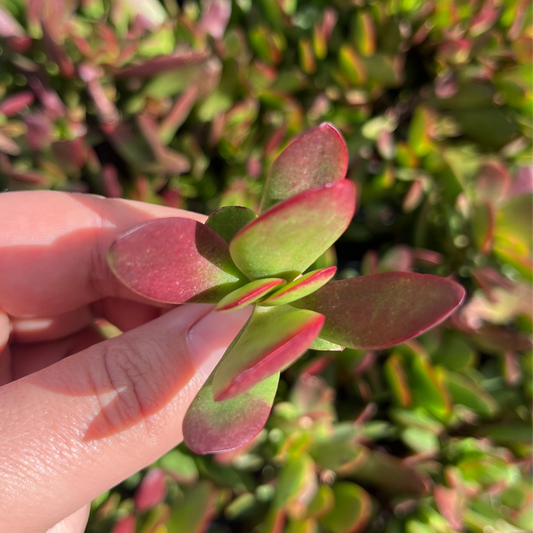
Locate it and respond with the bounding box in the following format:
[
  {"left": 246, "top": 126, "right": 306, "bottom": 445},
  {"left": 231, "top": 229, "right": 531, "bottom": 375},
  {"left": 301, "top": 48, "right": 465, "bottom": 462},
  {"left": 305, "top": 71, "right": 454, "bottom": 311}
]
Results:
[{"left": 187, "top": 307, "right": 252, "bottom": 378}]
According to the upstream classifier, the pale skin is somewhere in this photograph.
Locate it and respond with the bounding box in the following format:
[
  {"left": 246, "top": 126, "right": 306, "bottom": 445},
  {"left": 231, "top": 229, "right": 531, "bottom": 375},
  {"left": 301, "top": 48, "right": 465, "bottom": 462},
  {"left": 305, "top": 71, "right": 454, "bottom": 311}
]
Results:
[{"left": 0, "top": 191, "right": 251, "bottom": 533}]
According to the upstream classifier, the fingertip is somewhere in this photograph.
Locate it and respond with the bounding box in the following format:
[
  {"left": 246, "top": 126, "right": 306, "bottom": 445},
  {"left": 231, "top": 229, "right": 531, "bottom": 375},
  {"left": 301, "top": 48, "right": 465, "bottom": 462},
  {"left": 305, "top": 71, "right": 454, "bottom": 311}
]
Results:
[{"left": 186, "top": 307, "right": 253, "bottom": 378}]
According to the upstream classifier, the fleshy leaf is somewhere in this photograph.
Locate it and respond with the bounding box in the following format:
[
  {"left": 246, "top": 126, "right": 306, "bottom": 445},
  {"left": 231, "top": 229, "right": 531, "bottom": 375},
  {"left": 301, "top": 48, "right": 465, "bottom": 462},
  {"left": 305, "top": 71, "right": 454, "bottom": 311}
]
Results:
[
  {"left": 472, "top": 202, "right": 494, "bottom": 253},
  {"left": 292, "top": 273, "right": 465, "bottom": 350},
  {"left": 320, "top": 483, "right": 372, "bottom": 533},
  {"left": 309, "top": 337, "right": 344, "bottom": 351},
  {"left": 495, "top": 193, "right": 533, "bottom": 251},
  {"left": 352, "top": 449, "right": 430, "bottom": 494},
  {"left": 384, "top": 353, "right": 412, "bottom": 407},
  {"left": 115, "top": 50, "right": 210, "bottom": 78},
  {"left": 261, "top": 122, "right": 348, "bottom": 212},
  {"left": 230, "top": 180, "right": 356, "bottom": 280},
  {"left": 108, "top": 218, "right": 245, "bottom": 304},
  {"left": 305, "top": 485, "right": 334, "bottom": 519},
  {"left": 183, "top": 372, "right": 279, "bottom": 455},
  {"left": 134, "top": 468, "right": 166, "bottom": 511},
  {"left": 166, "top": 481, "right": 217, "bottom": 533},
  {"left": 262, "top": 267, "right": 337, "bottom": 306},
  {"left": 212, "top": 306, "right": 325, "bottom": 400},
  {"left": 445, "top": 372, "right": 499, "bottom": 417},
  {"left": 206, "top": 206, "right": 258, "bottom": 244},
  {"left": 216, "top": 278, "right": 286, "bottom": 312},
  {"left": 273, "top": 454, "right": 315, "bottom": 510},
  {"left": 311, "top": 424, "right": 364, "bottom": 473}
]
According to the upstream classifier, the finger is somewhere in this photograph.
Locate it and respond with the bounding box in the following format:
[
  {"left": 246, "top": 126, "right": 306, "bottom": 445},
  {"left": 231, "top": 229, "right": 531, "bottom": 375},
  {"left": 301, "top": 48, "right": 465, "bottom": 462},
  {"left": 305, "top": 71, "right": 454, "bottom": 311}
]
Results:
[
  {"left": 11, "top": 299, "right": 166, "bottom": 344},
  {"left": 11, "top": 327, "right": 104, "bottom": 381},
  {"left": 0, "top": 304, "right": 251, "bottom": 532},
  {"left": 0, "top": 191, "right": 206, "bottom": 318},
  {"left": 92, "top": 297, "right": 166, "bottom": 332},
  {"left": 46, "top": 504, "right": 90, "bottom": 533},
  {"left": 10, "top": 307, "right": 94, "bottom": 343}
]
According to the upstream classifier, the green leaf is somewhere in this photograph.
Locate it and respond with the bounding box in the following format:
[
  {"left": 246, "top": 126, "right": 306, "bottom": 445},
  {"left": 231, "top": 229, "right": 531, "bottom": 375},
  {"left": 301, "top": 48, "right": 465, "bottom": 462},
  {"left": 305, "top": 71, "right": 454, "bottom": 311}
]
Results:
[
  {"left": 408, "top": 106, "right": 433, "bottom": 157},
  {"left": 309, "top": 337, "right": 344, "bottom": 351},
  {"left": 158, "top": 449, "right": 198, "bottom": 484},
  {"left": 496, "top": 193, "right": 533, "bottom": 251},
  {"left": 407, "top": 352, "right": 451, "bottom": 419},
  {"left": 305, "top": 485, "right": 334, "bottom": 519},
  {"left": 472, "top": 202, "right": 494, "bottom": 253},
  {"left": 402, "top": 427, "right": 440, "bottom": 454},
  {"left": 446, "top": 372, "right": 499, "bottom": 417},
  {"left": 389, "top": 408, "right": 445, "bottom": 434},
  {"left": 339, "top": 44, "right": 367, "bottom": 85},
  {"left": 352, "top": 449, "right": 430, "bottom": 495},
  {"left": 262, "top": 267, "right": 337, "bottom": 306},
  {"left": 206, "top": 206, "right": 258, "bottom": 244},
  {"left": 311, "top": 424, "right": 364, "bottom": 473},
  {"left": 293, "top": 273, "right": 465, "bottom": 350},
  {"left": 215, "top": 278, "right": 286, "bottom": 311},
  {"left": 273, "top": 454, "right": 315, "bottom": 510},
  {"left": 212, "top": 306, "right": 324, "bottom": 400},
  {"left": 166, "top": 481, "right": 216, "bottom": 533},
  {"left": 431, "top": 334, "right": 475, "bottom": 371},
  {"left": 385, "top": 353, "right": 413, "bottom": 407},
  {"left": 320, "top": 483, "right": 372, "bottom": 533},
  {"left": 183, "top": 372, "right": 279, "bottom": 455},
  {"left": 108, "top": 218, "right": 246, "bottom": 304},
  {"left": 450, "top": 108, "right": 519, "bottom": 147},
  {"left": 261, "top": 122, "right": 348, "bottom": 212},
  {"left": 230, "top": 180, "right": 356, "bottom": 280}
]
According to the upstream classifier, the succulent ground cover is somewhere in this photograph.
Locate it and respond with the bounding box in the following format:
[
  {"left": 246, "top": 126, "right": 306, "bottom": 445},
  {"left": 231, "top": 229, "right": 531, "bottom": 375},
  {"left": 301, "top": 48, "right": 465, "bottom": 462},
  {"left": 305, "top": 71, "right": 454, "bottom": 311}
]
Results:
[
  {"left": 108, "top": 123, "right": 465, "bottom": 455},
  {"left": 1, "top": 0, "right": 532, "bottom": 532}
]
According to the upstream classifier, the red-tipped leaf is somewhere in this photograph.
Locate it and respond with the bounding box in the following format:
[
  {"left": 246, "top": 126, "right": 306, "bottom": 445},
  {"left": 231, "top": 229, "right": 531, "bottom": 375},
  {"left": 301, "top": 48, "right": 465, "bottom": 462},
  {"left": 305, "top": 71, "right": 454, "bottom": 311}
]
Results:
[
  {"left": 292, "top": 273, "right": 465, "bottom": 350},
  {"left": 115, "top": 50, "right": 210, "bottom": 78},
  {"left": 0, "top": 91, "right": 34, "bottom": 116},
  {"left": 230, "top": 180, "right": 356, "bottom": 280},
  {"left": 108, "top": 218, "right": 245, "bottom": 304},
  {"left": 261, "top": 122, "right": 348, "bottom": 212},
  {"left": 262, "top": 267, "right": 337, "bottom": 306},
  {"left": 183, "top": 372, "right": 280, "bottom": 455},
  {"left": 212, "top": 306, "right": 325, "bottom": 400},
  {"left": 216, "top": 278, "right": 286, "bottom": 311}
]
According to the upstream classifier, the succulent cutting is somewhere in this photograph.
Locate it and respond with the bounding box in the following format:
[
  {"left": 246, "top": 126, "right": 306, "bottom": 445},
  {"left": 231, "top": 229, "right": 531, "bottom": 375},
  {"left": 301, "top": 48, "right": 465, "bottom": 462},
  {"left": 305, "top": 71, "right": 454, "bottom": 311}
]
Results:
[{"left": 107, "top": 123, "right": 465, "bottom": 454}]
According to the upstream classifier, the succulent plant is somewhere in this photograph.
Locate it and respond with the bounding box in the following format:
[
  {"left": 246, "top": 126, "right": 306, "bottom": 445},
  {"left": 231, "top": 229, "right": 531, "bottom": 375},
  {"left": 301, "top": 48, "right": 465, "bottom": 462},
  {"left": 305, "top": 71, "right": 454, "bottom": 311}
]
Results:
[{"left": 108, "top": 123, "right": 465, "bottom": 454}]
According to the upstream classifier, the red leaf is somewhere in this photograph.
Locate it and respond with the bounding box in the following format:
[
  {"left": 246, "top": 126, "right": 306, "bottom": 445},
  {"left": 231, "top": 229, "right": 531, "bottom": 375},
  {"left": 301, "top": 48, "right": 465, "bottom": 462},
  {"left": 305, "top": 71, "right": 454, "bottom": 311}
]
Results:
[
  {"left": 262, "top": 266, "right": 337, "bottom": 306},
  {"left": 0, "top": 91, "right": 34, "bottom": 116},
  {"left": 115, "top": 50, "right": 210, "bottom": 78},
  {"left": 215, "top": 278, "right": 286, "bottom": 311},
  {"left": 293, "top": 273, "right": 465, "bottom": 350},
  {"left": 135, "top": 468, "right": 167, "bottom": 511},
  {"left": 212, "top": 306, "right": 325, "bottom": 400},
  {"left": 111, "top": 516, "right": 137, "bottom": 533},
  {"left": 261, "top": 122, "right": 348, "bottom": 212},
  {"left": 108, "top": 218, "right": 245, "bottom": 304}
]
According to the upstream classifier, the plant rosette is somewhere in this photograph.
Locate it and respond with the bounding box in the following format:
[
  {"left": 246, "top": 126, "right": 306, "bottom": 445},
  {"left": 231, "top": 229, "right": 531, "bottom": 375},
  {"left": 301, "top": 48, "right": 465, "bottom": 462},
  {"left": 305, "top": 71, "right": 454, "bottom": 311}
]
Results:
[{"left": 107, "top": 123, "right": 465, "bottom": 454}]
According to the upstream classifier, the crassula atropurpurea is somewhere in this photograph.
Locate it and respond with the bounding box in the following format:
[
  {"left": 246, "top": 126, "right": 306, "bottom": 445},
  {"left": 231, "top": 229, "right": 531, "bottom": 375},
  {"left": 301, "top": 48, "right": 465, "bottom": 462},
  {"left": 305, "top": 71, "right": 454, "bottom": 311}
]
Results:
[{"left": 107, "top": 123, "right": 465, "bottom": 454}]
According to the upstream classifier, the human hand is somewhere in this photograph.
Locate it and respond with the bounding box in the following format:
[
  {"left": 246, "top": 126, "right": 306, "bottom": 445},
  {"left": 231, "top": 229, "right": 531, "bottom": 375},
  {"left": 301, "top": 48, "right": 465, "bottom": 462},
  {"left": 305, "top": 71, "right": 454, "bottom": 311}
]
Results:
[{"left": 0, "top": 191, "right": 251, "bottom": 533}]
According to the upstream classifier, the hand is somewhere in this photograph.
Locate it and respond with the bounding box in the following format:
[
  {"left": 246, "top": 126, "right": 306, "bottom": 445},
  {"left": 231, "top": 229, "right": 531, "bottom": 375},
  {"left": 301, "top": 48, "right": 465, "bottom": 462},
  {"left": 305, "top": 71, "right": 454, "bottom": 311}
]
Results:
[{"left": 0, "top": 191, "right": 251, "bottom": 533}]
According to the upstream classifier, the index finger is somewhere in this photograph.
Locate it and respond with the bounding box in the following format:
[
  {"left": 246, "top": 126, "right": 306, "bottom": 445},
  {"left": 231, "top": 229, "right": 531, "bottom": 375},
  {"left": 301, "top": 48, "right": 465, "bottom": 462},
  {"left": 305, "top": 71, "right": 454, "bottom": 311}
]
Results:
[{"left": 0, "top": 191, "right": 207, "bottom": 317}]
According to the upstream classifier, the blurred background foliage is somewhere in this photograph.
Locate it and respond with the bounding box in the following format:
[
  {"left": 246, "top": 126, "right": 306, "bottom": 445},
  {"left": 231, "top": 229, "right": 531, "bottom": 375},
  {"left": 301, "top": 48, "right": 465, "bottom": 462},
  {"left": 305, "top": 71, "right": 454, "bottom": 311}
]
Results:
[{"left": 1, "top": 0, "right": 532, "bottom": 531}]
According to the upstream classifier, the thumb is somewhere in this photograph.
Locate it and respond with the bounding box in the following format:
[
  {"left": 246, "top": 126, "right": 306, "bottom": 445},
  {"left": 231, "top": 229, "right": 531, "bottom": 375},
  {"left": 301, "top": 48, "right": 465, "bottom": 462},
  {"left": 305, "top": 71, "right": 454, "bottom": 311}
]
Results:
[{"left": 0, "top": 304, "right": 251, "bottom": 533}]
